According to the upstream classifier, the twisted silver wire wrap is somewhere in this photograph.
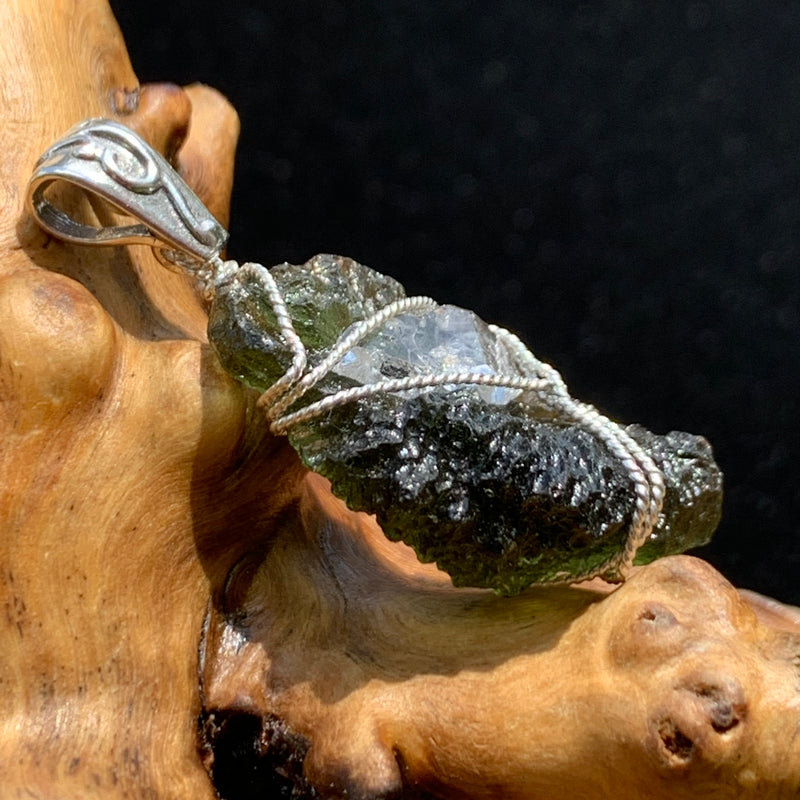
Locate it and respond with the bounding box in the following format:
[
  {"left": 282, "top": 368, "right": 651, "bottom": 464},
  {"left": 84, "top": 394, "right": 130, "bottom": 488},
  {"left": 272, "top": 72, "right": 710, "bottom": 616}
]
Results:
[
  {"left": 231, "top": 262, "right": 309, "bottom": 410},
  {"left": 233, "top": 261, "right": 665, "bottom": 581},
  {"left": 264, "top": 294, "right": 440, "bottom": 422},
  {"left": 487, "top": 322, "right": 665, "bottom": 580},
  {"left": 272, "top": 372, "right": 558, "bottom": 432},
  {"left": 24, "top": 117, "right": 666, "bottom": 585}
]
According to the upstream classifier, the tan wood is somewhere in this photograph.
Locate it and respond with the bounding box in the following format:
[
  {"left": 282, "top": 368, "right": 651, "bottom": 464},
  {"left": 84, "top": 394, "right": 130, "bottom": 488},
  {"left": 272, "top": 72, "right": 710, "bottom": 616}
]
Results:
[{"left": 2, "top": 2, "right": 799, "bottom": 798}]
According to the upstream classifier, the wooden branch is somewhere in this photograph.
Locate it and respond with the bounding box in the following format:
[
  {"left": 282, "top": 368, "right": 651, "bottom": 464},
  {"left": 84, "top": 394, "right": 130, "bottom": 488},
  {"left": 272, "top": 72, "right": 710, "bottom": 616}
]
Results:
[
  {"left": 2, "top": 2, "right": 800, "bottom": 799},
  {"left": 0, "top": 2, "right": 240, "bottom": 796},
  {"left": 202, "top": 476, "right": 800, "bottom": 799}
]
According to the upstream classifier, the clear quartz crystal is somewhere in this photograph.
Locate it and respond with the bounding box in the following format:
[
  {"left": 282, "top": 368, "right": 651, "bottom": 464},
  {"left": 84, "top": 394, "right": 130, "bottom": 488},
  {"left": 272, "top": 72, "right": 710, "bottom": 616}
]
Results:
[
  {"left": 208, "top": 253, "right": 723, "bottom": 594},
  {"left": 333, "top": 306, "right": 522, "bottom": 405}
]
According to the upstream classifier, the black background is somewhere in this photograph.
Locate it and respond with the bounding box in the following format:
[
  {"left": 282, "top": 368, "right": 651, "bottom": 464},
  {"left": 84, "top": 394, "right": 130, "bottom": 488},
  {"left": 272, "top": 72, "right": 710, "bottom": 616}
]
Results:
[{"left": 110, "top": 0, "right": 800, "bottom": 604}]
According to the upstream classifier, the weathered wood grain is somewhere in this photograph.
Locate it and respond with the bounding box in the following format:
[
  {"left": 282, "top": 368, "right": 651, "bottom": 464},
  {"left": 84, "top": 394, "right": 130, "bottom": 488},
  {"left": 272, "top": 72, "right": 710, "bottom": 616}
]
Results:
[{"left": 1, "top": 2, "right": 799, "bottom": 798}]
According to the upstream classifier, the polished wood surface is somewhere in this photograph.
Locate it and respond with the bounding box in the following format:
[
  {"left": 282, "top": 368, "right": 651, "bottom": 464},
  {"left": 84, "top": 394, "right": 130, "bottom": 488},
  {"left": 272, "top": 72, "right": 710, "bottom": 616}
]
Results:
[{"left": 1, "top": 2, "right": 799, "bottom": 797}]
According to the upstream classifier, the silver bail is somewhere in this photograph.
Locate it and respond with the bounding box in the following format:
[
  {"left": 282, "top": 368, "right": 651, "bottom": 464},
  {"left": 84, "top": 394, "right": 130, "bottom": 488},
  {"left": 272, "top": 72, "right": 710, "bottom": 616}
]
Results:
[{"left": 26, "top": 118, "right": 229, "bottom": 271}]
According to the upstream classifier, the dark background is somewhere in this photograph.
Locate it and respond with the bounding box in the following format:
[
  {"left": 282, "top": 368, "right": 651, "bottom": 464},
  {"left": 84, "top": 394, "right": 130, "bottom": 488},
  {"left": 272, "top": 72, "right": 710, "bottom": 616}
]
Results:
[{"left": 110, "top": 1, "right": 800, "bottom": 604}]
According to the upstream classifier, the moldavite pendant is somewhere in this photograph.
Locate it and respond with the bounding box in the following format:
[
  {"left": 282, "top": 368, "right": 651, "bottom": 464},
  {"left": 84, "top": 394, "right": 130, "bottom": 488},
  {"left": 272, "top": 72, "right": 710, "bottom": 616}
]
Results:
[
  {"left": 208, "top": 254, "right": 722, "bottom": 594},
  {"left": 27, "top": 119, "right": 723, "bottom": 595}
]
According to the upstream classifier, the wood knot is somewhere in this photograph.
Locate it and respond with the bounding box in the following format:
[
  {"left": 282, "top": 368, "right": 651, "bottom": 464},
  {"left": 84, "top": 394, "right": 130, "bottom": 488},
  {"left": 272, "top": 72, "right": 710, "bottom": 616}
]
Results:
[
  {"left": 650, "top": 673, "right": 747, "bottom": 771},
  {"left": 0, "top": 269, "right": 116, "bottom": 423}
]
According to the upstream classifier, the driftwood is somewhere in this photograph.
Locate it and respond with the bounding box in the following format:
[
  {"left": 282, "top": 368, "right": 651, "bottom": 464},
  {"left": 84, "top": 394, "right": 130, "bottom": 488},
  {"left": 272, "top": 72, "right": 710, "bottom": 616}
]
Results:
[{"left": 2, "top": 1, "right": 800, "bottom": 797}]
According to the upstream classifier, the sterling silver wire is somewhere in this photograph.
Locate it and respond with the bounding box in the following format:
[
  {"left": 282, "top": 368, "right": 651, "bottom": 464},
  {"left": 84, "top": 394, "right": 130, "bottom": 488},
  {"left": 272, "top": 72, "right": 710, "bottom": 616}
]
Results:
[
  {"left": 232, "top": 259, "right": 665, "bottom": 582},
  {"left": 27, "top": 118, "right": 666, "bottom": 583}
]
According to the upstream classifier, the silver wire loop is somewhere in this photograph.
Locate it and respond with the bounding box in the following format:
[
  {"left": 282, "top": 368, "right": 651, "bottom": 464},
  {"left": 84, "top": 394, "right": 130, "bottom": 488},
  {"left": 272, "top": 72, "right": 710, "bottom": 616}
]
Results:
[
  {"left": 26, "top": 118, "right": 228, "bottom": 270},
  {"left": 247, "top": 260, "right": 665, "bottom": 582},
  {"left": 25, "top": 121, "right": 666, "bottom": 583}
]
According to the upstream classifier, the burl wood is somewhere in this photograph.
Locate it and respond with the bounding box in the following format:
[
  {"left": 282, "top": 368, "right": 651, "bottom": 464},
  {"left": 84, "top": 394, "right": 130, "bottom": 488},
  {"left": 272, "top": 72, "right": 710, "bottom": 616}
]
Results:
[{"left": 1, "top": 2, "right": 799, "bottom": 798}]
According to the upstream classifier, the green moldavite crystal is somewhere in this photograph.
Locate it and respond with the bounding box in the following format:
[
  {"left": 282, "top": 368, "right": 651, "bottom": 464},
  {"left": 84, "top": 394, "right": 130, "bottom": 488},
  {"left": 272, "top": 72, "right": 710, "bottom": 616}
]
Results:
[{"left": 209, "top": 254, "right": 723, "bottom": 594}]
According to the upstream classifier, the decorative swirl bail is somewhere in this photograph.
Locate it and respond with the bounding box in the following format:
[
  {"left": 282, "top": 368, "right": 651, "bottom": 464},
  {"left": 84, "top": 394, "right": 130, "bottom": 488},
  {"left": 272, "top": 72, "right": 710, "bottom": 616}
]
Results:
[
  {"left": 26, "top": 118, "right": 228, "bottom": 272},
  {"left": 23, "top": 119, "right": 718, "bottom": 591}
]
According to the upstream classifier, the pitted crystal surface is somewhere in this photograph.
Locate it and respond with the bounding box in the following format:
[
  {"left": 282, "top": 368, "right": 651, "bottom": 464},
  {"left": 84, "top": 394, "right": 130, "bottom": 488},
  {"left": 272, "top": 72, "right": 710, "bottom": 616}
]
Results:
[
  {"left": 208, "top": 253, "right": 407, "bottom": 390},
  {"left": 208, "top": 253, "right": 723, "bottom": 593}
]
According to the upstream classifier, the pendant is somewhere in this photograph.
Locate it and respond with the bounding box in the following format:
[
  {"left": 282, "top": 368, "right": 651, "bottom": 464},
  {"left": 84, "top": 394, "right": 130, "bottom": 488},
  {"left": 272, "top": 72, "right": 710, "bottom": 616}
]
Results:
[{"left": 26, "top": 119, "right": 723, "bottom": 594}]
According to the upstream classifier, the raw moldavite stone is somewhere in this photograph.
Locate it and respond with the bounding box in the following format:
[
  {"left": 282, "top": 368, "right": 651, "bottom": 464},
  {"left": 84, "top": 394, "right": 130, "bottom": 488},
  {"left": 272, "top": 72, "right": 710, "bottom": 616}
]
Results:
[
  {"left": 209, "top": 254, "right": 723, "bottom": 594},
  {"left": 208, "top": 254, "right": 405, "bottom": 391}
]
